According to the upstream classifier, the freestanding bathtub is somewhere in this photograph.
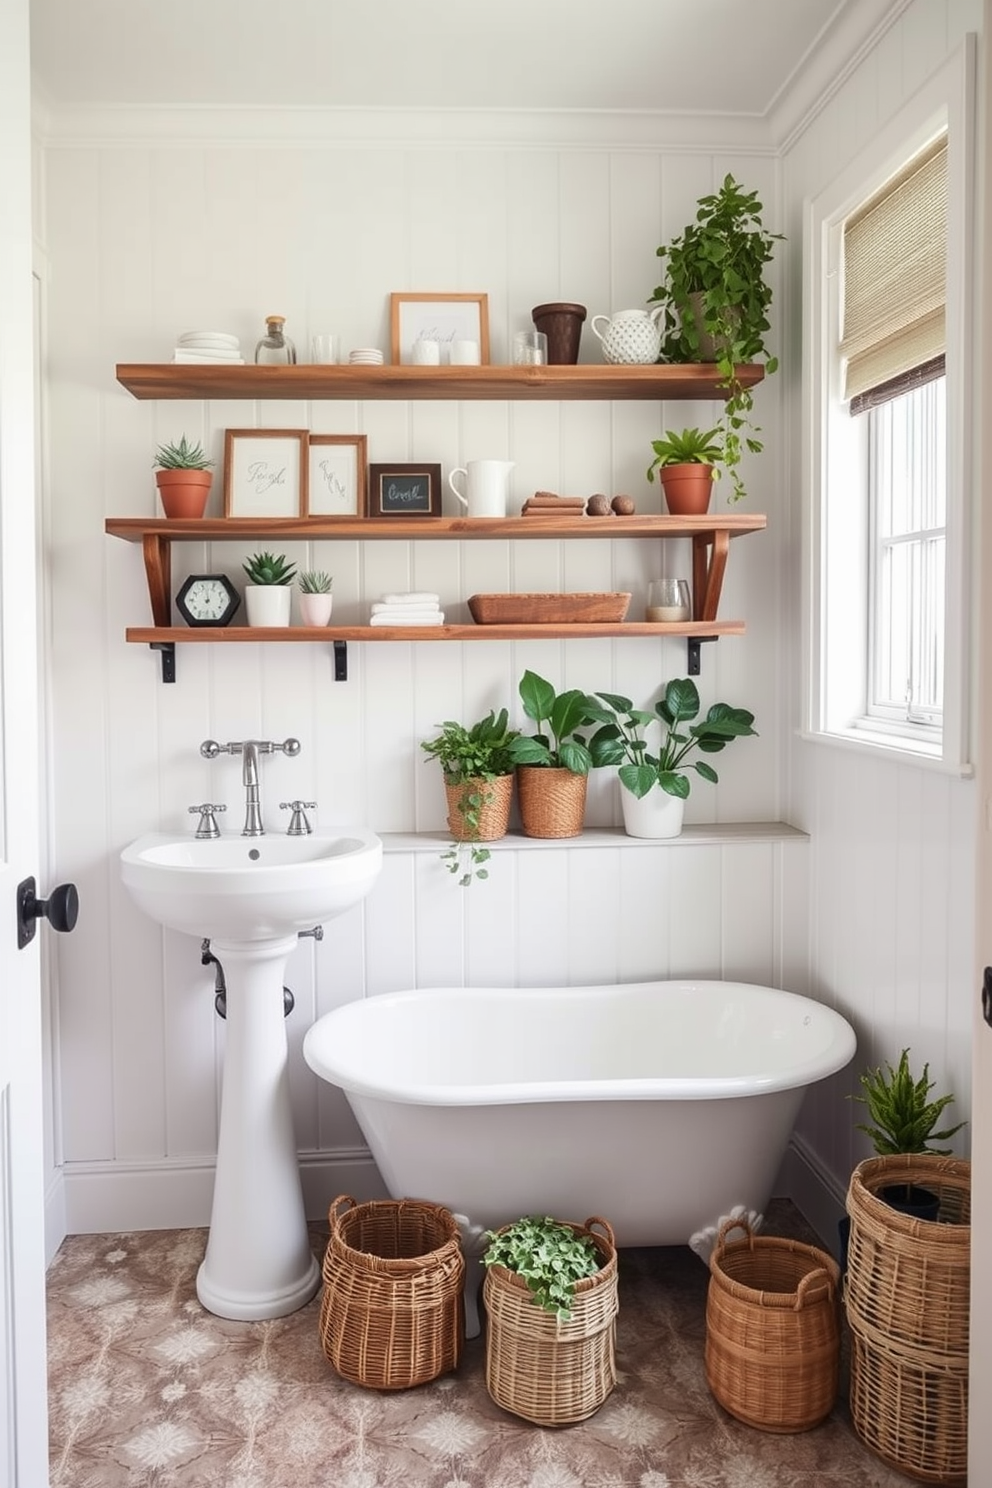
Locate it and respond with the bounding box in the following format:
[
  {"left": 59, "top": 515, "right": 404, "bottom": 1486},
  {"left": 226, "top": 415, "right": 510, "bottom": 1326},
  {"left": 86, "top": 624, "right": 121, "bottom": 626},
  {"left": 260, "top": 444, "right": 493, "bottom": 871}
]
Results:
[{"left": 303, "top": 979, "right": 856, "bottom": 1250}]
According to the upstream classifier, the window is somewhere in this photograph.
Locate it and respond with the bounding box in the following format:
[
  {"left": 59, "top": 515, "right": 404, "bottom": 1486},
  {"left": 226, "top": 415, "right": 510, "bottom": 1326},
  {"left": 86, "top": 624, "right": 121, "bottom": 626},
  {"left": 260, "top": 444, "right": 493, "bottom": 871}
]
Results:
[{"left": 802, "top": 41, "right": 974, "bottom": 773}]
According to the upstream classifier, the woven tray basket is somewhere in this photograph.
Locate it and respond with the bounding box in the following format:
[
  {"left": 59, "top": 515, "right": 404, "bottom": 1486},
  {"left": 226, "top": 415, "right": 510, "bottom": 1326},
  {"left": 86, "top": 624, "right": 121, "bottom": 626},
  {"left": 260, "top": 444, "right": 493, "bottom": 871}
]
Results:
[
  {"left": 483, "top": 1216, "right": 618, "bottom": 1426},
  {"left": 443, "top": 773, "right": 513, "bottom": 841},
  {"left": 845, "top": 1154, "right": 970, "bottom": 1484},
  {"left": 705, "top": 1216, "right": 841, "bottom": 1433},
  {"left": 318, "top": 1195, "right": 465, "bottom": 1390},
  {"left": 516, "top": 765, "right": 588, "bottom": 839}
]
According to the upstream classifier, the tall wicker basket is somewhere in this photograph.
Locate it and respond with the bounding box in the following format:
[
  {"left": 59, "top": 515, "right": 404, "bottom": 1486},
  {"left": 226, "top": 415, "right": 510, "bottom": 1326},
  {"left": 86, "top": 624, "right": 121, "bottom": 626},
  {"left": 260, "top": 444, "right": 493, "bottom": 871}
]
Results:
[
  {"left": 845, "top": 1154, "right": 970, "bottom": 1485},
  {"left": 705, "top": 1216, "right": 841, "bottom": 1433},
  {"left": 483, "top": 1216, "right": 618, "bottom": 1426},
  {"left": 318, "top": 1195, "right": 465, "bottom": 1390}
]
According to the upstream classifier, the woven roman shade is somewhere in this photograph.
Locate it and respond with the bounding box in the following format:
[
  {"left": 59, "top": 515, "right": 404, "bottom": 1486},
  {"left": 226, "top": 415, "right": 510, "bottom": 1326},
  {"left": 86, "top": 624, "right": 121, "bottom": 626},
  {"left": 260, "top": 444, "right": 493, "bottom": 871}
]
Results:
[{"left": 840, "top": 134, "right": 947, "bottom": 402}]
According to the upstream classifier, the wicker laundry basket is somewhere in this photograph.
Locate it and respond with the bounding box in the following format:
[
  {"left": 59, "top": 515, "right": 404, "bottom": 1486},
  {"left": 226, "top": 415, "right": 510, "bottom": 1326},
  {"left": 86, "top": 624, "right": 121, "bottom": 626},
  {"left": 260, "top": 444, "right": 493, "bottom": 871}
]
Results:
[
  {"left": 705, "top": 1216, "right": 841, "bottom": 1432},
  {"left": 318, "top": 1195, "right": 465, "bottom": 1390},
  {"left": 845, "top": 1154, "right": 971, "bottom": 1485},
  {"left": 483, "top": 1215, "right": 618, "bottom": 1425}
]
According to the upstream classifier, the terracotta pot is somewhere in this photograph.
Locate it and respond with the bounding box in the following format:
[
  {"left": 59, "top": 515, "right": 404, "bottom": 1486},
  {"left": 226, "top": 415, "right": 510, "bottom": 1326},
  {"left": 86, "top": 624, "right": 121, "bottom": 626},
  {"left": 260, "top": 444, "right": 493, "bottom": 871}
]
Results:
[
  {"left": 659, "top": 463, "right": 714, "bottom": 517},
  {"left": 443, "top": 773, "right": 513, "bottom": 842},
  {"left": 516, "top": 765, "right": 587, "bottom": 839},
  {"left": 154, "top": 468, "right": 212, "bottom": 519},
  {"left": 531, "top": 302, "right": 587, "bottom": 365}
]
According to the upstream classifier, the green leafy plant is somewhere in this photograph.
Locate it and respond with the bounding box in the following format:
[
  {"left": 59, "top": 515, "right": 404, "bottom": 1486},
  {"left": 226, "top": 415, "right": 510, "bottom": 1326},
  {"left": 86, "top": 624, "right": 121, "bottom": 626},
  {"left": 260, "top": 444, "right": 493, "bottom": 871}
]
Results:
[
  {"left": 587, "top": 677, "right": 757, "bottom": 799},
  {"left": 481, "top": 1215, "right": 601, "bottom": 1319},
  {"left": 851, "top": 1048, "right": 966, "bottom": 1155},
  {"left": 242, "top": 550, "right": 297, "bottom": 586},
  {"left": 421, "top": 709, "right": 519, "bottom": 886},
  {"left": 646, "top": 426, "right": 723, "bottom": 484},
  {"left": 506, "top": 670, "right": 597, "bottom": 774},
  {"left": 649, "top": 174, "right": 783, "bottom": 503},
  {"left": 299, "top": 569, "right": 333, "bottom": 594},
  {"left": 153, "top": 435, "right": 214, "bottom": 471}
]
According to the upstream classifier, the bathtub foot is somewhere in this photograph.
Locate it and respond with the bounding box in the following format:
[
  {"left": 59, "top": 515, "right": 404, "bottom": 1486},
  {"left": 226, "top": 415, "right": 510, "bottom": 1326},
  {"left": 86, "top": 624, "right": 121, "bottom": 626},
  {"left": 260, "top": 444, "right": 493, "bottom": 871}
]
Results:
[
  {"left": 688, "top": 1205, "right": 764, "bottom": 1265},
  {"left": 453, "top": 1214, "right": 488, "bottom": 1340}
]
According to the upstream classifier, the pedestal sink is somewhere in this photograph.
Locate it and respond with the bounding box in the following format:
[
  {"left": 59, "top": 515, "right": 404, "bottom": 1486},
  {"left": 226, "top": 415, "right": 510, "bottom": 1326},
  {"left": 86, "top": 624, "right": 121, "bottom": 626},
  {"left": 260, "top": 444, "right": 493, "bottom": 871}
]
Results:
[{"left": 120, "top": 828, "right": 383, "bottom": 1321}]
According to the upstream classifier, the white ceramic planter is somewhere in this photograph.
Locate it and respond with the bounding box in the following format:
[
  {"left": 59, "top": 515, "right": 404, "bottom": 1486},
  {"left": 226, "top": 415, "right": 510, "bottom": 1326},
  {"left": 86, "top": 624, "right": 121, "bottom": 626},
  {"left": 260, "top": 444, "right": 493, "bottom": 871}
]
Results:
[
  {"left": 298, "top": 592, "right": 333, "bottom": 626},
  {"left": 620, "top": 785, "right": 685, "bottom": 839},
  {"left": 245, "top": 584, "right": 292, "bottom": 627}
]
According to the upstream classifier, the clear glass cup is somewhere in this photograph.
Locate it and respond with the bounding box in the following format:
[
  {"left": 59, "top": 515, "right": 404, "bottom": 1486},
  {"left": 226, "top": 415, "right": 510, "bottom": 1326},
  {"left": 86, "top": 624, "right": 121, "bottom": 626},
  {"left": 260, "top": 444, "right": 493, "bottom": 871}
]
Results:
[
  {"left": 646, "top": 578, "right": 691, "bottom": 622},
  {"left": 309, "top": 333, "right": 337, "bottom": 364},
  {"left": 513, "top": 329, "right": 548, "bottom": 366}
]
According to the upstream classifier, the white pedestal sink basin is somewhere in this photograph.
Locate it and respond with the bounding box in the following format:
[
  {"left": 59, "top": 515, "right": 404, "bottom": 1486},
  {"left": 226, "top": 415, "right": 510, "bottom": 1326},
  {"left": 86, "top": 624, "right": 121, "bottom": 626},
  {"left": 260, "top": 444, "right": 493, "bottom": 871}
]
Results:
[{"left": 120, "top": 827, "right": 382, "bottom": 1321}]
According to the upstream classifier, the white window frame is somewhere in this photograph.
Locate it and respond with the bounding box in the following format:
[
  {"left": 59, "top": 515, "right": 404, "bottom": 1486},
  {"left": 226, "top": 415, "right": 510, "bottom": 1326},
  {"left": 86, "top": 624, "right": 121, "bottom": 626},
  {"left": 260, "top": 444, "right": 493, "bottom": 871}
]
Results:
[{"left": 801, "top": 39, "right": 975, "bottom": 774}]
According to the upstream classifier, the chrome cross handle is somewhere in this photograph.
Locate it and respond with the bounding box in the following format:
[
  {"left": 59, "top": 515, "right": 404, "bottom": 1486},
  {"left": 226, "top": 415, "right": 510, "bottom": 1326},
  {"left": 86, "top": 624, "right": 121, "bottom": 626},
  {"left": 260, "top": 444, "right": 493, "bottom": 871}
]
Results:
[
  {"left": 189, "top": 803, "right": 226, "bottom": 838},
  {"left": 280, "top": 800, "right": 316, "bottom": 836}
]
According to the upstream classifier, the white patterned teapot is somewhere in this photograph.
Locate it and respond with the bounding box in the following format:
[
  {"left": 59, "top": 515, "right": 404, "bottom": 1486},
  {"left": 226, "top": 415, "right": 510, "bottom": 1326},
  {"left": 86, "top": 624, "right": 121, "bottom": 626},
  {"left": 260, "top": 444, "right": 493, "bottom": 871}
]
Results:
[{"left": 589, "top": 307, "right": 664, "bottom": 365}]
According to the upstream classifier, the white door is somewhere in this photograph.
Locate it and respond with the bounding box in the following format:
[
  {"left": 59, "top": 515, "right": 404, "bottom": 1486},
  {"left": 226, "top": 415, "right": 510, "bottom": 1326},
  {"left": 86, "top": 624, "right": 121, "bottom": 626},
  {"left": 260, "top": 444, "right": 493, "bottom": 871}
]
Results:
[{"left": 0, "top": 0, "right": 53, "bottom": 1483}]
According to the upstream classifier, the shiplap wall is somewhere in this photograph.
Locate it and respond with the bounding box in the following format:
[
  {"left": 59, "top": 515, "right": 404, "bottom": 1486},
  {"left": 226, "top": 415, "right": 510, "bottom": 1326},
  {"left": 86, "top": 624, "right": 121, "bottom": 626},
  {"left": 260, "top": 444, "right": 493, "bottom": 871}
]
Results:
[{"left": 778, "top": 0, "right": 981, "bottom": 1236}]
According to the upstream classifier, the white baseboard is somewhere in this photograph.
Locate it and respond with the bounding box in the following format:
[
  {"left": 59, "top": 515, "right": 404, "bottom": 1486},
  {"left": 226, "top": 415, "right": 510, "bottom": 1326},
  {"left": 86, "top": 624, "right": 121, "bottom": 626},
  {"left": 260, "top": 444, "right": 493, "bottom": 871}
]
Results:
[
  {"left": 774, "top": 1134, "right": 849, "bottom": 1258},
  {"left": 61, "top": 1149, "right": 386, "bottom": 1236},
  {"left": 44, "top": 1167, "right": 67, "bottom": 1266}
]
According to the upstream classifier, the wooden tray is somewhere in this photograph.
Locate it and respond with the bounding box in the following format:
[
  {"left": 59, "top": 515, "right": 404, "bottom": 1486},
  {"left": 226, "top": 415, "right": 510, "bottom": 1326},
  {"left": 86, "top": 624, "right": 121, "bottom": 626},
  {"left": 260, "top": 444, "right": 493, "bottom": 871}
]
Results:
[{"left": 468, "top": 592, "right": 631, "bottom": 624}]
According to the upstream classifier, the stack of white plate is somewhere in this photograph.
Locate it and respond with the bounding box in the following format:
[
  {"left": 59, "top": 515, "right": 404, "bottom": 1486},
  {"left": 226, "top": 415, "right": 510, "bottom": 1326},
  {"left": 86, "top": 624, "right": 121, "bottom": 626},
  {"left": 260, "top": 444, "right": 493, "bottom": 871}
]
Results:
[
  {"left": 172, "top": 331, "right": 244, "bottom": 364},
  {"left": 348, "top": 348, "right": 384, "bottom": 366}
]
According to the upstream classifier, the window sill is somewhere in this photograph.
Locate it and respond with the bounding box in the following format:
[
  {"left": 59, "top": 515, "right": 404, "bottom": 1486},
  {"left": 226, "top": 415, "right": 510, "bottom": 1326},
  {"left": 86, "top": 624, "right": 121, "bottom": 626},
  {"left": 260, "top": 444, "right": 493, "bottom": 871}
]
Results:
[{"left": 797, "top": 727, "right": 973, "bottom": 777}]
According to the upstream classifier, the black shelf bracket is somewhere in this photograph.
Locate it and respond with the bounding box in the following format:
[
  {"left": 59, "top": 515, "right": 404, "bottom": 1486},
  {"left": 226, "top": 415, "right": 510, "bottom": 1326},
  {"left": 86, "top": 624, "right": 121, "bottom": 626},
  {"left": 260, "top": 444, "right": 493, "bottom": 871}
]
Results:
[
  {"left": 150, "top": 641, "right": 176, "bottom": 683},
  {"left": 686, "top": 635, "right": 718, "bottom": 676},
  {"left": 333, "top": 639, "right": 348, "bottom": 681}
]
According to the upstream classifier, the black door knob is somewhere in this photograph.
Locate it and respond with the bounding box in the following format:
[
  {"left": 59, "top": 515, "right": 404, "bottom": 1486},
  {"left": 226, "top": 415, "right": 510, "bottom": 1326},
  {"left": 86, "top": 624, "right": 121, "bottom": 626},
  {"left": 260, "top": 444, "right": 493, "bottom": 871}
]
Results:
[{"left": 16, "top": 877, "right": 79, "bottom": 949}]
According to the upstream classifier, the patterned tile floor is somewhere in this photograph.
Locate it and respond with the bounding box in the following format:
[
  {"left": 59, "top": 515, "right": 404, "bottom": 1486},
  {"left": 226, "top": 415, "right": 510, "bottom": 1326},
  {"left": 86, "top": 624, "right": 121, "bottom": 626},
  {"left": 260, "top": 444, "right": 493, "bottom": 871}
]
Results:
[{"left": 47, "top": 1203, "right": 913, "bottom": 1487}]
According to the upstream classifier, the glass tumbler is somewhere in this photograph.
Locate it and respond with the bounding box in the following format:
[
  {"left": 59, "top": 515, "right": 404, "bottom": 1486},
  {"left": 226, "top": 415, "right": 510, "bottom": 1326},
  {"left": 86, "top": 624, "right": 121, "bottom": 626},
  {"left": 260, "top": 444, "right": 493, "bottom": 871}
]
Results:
[
  {"left": 513, "top": 329, "right": 548, "bottom": 366},
  {"left": 646, "top": 578, "right": 691, "bottom": 622}
]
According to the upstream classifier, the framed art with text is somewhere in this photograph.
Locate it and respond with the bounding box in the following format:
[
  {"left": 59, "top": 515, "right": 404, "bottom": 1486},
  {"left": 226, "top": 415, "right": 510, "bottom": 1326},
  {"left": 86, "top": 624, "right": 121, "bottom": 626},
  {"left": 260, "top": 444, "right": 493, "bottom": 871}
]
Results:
[
  {"left": 367, "top": 462, "right": 442, "bottom": 518},
  {"left": 223, "top": 429, "right": 308, "bottom": 518}
]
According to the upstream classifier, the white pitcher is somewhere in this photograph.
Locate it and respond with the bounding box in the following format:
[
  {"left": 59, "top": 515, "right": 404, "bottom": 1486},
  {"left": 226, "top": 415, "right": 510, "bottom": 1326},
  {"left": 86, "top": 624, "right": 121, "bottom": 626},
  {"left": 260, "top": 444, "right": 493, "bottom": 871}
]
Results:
[
  {"left": 589, "top": 307, "right": 664, "bottom": 365},
  {"left": 448, "top": 459, "right": 515, "bottom": 518}
]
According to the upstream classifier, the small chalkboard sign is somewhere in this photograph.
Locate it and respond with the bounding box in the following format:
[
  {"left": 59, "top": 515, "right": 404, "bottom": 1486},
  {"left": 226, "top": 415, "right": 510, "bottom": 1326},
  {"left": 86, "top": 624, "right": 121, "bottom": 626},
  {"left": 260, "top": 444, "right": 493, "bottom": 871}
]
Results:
[{"left": 368, "top": 463, "right": 442, "bottom": 518}]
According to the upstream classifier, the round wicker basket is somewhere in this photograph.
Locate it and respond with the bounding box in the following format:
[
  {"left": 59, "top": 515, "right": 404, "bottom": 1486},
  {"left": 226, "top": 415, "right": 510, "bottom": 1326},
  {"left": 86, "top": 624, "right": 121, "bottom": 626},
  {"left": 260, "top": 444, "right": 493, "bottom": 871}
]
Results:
[
  {"left": 443, "top": 772, "right": 513, "bottom": 841},
  {"left": 516, "top": 765, "right": 588, "bottom": 839}
]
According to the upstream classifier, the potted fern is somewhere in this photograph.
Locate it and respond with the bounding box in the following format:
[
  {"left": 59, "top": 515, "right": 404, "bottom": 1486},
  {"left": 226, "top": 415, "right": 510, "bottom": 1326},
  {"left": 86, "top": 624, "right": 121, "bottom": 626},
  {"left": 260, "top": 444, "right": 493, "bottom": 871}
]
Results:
[
  {"left": 852, "top": 1048, "right": 966, "bottom": 1211},
  {"left": 153, "top": 435, "right": 214, "bottom": 519},
  {"left": 297, "top": 569, "right": 333, "bottom": 627},
  {"left": 645, "top": 426, "right": 724, "bottom": 516},
  {"left": 420, "top": 708, "right": 519, "bottom": 885},
  {"left": 242, "top": 550, "right": 297, "bottom": 627},
  {"left": 506, "top": 670, "right": 598, "bottom": 839},
  {"left": 648, "top": 174, "right": 783, "bottom": 503}
]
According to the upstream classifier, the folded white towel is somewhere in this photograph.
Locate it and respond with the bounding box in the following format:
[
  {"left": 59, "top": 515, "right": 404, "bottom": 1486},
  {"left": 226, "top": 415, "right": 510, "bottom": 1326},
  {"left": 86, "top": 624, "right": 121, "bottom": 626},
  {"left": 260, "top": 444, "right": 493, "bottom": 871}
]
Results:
[
  {"left": 369, "top": 612, "right": 445, "bottom": 627},
  {"left": 381, "top": 591, "right": 441, "bottom": 605},
  {"left": 371, "top": 600, "right": 442, "bottom": 617}
]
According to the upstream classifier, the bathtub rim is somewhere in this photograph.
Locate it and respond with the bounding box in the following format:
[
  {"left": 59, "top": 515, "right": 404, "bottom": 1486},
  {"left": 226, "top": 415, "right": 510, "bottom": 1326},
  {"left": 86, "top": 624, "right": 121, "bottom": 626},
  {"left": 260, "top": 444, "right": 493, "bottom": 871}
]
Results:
[{"left": 302, "top": 979, "right": 857, "bottom": 1108}]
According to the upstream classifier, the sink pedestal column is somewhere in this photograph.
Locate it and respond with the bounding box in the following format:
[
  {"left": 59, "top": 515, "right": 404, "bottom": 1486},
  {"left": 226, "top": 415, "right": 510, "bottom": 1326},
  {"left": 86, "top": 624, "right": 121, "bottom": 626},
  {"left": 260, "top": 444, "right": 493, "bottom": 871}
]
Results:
[{"left": 197, "top": 934, "right": 320, "bottom": 1320}]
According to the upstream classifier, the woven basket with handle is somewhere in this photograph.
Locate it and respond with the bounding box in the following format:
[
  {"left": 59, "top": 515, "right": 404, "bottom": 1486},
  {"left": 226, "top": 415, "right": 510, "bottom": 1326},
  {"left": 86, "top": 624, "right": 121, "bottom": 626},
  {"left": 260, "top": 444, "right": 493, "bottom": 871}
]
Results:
[
  {"left": 705, "top": 1215, "right": 841, "bottom": 1433},
  {"left": 483, "top": 1215, "right": 618, "bottom": 1426},
  {"left": 845, "top": 1154, "right": 970, "bottom": 1484},
  {"left": 318, "top": 1195, "right": 465, "bottom": 1390}
]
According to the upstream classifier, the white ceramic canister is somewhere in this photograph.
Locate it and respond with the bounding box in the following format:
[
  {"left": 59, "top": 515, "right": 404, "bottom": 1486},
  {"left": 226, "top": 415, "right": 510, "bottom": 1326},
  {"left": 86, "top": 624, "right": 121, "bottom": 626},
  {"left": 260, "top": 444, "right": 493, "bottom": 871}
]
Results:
[{"left": 589, "top": 307, "right": 664, "bottom": 365}]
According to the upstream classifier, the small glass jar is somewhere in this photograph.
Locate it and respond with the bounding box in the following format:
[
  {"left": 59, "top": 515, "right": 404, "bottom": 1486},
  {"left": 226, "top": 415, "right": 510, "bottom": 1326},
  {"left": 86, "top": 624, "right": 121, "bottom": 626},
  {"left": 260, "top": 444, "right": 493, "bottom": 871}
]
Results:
[{"left": 254, "top": 315, "right": 297, "bottom": 366}]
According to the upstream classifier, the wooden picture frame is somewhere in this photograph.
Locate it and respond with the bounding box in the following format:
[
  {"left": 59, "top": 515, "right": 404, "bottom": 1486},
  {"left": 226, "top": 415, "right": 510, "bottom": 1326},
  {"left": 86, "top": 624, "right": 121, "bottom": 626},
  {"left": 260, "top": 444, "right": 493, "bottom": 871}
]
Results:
[
  {"left": 390, "top": 292, "right": 490, "bottom": 366},
  {"left": 368, "top": 463, "right": 442, "bottom": 519},
  {"left": 223, "top": 429, "right": 308, "bottom": 518},
  {"left": 305, "top": 434, "right": 368, "bottom": 518}
]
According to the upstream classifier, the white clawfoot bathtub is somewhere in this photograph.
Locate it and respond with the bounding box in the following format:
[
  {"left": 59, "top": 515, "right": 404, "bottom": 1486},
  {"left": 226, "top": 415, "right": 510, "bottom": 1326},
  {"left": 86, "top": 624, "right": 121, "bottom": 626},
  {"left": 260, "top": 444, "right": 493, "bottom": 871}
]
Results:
[{"left": 303, "top": 979, "right": 856, "bottom": 1251}]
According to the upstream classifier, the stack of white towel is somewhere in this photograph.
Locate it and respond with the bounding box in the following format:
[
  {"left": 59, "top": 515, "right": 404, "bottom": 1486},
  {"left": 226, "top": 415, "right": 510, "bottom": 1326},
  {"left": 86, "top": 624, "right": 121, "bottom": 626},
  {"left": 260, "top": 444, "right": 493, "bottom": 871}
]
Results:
[{"left": 369, "top": 591, "right": 445, "bottom": 627}]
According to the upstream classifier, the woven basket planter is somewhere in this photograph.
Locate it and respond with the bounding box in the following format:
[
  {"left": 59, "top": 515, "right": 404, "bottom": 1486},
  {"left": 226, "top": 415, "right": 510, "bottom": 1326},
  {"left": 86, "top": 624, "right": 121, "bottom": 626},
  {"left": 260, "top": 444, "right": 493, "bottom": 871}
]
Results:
[
  {"left": 483, "top": 1216, "right": 619, "bottom": 1426},
  {"left": 705, "top": 1216, "right": 841, "bottom": 1433},
  {"left": 318, "top": 1195, "right": 465, "bottom": 1390},
  {"left": 443, "top": 773, "right": 513, "bottom": 841},
  {"left": 516, "top": 765, "right": 588, "bottom": 839},
  {"left": 845, "top": 1154, "right": 971, "bottom": 1484}
]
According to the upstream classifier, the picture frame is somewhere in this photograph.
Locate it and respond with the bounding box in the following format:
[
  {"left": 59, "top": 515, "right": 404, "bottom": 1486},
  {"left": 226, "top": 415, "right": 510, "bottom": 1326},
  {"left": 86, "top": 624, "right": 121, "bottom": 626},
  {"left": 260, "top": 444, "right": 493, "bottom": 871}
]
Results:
[
  {"left": 368, "top": 463, "right": 442, "bottom": 519},
  {"left": 305, "top": 434, "right": 368, "bottom": 518},
  {"left": 390, "top": 292, "right": 490, "bottom": 366},
  {"left": 223, "top": 429, "right": 308, "bottom": 518}
]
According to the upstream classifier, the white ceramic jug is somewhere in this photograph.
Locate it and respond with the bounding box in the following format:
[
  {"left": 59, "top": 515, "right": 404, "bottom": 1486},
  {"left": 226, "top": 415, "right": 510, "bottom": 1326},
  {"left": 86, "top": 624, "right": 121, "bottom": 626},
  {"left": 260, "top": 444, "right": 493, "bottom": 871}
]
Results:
[
  {"left": 448, "top": 459, "right": 515, "bottom": 518},
  {"left": 589, "top": 307, "right": 664, "bottom": 365}
]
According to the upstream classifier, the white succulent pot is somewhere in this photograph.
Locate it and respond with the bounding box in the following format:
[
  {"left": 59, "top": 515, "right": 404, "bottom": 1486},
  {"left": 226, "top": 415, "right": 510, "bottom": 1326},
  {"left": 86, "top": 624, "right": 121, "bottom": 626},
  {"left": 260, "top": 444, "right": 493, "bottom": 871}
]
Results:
[
  {"left": 245, "top": 584, "right": 292, "bottom": 627},
  {"left": 298, "top": 592, "right": 333, "bottom": 626},
  {"left": 619, "top": 785, "right": 685, "bottom": 840}
]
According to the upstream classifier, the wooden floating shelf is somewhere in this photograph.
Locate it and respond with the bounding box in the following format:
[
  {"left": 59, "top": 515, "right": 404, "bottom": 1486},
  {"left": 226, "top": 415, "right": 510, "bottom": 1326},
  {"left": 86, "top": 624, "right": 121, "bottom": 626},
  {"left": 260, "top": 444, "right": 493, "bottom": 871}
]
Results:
[
  {"left": 124, "top": 621, "right": 747, "bottom": 644},
  {"left": 115, "top": 362, "right": 765, "bottom": 402},
  {"left": 106, "top": 513, "right": 765, "bottom": 543}
]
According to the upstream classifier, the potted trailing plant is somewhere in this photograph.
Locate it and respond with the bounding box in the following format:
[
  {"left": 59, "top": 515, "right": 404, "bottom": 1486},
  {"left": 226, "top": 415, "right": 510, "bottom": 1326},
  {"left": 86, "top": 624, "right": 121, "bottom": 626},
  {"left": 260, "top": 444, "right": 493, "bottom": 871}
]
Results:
[
  {"left": 587, "top": 677, "right": 757, "bottom": 838},
  {"left": 153, "top": 434, "right": 214, "bottom": 519},
  {"left": 420, "top": 707, "right": 519, "bottom": 886},
  {"left": 645, "top": 426, "right": 723, "bottom": 516},
  {"left": 649, "top": 174, "right": 783, "bottom": 503},
  {"left": 298, "top": 569, "right": 333, "bottom": 627},
  {"left": 506, "top": 669, "right": 597, "bottom": 839},
  {"left": 242, "top": 550, "right": 297, "bottom": 628}
]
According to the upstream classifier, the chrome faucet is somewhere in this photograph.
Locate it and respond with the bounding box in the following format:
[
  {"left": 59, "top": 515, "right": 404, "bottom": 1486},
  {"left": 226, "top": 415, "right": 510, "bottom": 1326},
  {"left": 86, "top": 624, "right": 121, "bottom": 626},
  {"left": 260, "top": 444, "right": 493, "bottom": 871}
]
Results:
[{"left": 200, "top": 738, "right": 301, "bottom": 837}]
